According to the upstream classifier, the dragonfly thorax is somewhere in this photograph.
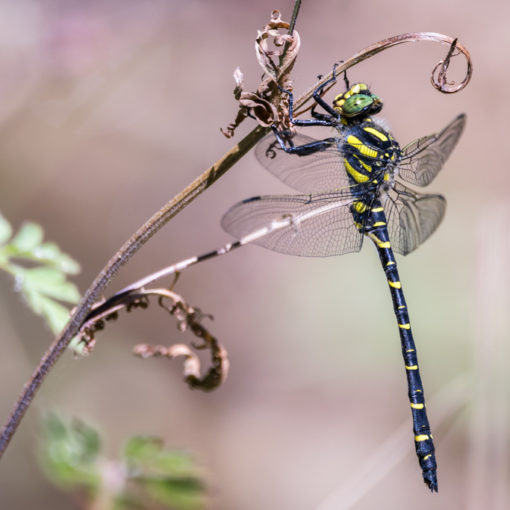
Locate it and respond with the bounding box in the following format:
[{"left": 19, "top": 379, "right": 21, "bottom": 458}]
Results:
[{"left": 341, "top": 119, "right": 401, "bottom": 186}]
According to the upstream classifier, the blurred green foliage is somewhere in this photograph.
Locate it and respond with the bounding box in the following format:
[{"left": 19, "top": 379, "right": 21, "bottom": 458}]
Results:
[
  {"left": 0, "top": 213, "right": 81, "bottom": 334},
  {"left": 40, "top": 414, "right": 206, "bottom": 510},
  {"left": 40, "top": 413, "right": 101, "bottom": 495}
]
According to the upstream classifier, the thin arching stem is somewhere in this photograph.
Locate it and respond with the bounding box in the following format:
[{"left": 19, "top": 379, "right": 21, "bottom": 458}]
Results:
[
  {"left": 294, "top": 32, "right": 472, "bottom": 117},
  {"left": 288, "top": 0, "right": 302, "bottom": 34}
]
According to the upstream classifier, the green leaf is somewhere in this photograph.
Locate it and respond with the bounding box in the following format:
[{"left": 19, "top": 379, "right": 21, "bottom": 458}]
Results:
[
  {"left": 152, "top": 451, "right": 198, "bottom": 477},
  {"left": 40, "top": 421, "right": 206, "bottom": 510},
  {"left": 0, "top": 215, "right": 82, "bottom": 335},
  {"left": 2, "top": 221, "right": 80, "bottom": 274},
  {"left": 144, "top": 478, "right": 204, "bottom": 510},
  {"left": 11, "top": 222, "right": 44, "bottom": 251},
  {"left": 40, "top": 414, "right": 101, "bottom": 492},
  {"left": 23, "top": 266, "right": 80, "bottom": 303},
  {"left": 33, "top": 242, "right": 81, "bottom": 274},
  {"left": 22, "top": 285, "right": 72, "bottom": 334},
  {"left": 18, "top": 265, "right": 79, "bottom": 334},
  {"left": 44, "top": 413, "right": 68, "bottom": 440},
  {"left": 124, "top": 437, "right": 205, "bottom": 509},
  {"left": 0, "top": 249, "right": 8, "bottom": 266},
  {"left": 45, "top": 414, "right": 101, "bottom": 466},
  {"left": 0, "top": 214, "right": 12, "bottom": 245},
  {"left": 124, "top": 436, "right": 165, "bottom": 464},
  {"left": 124, "top": 437, "right": 197, "bottom": 477},
  {"left": 69, "top": 335, "right": 89, "bottom": 355}
]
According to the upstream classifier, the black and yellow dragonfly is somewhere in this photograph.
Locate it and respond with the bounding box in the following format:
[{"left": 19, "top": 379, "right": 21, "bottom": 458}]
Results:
[
  {"left": 90, "top": 68, "right": 465, "bottom": 492},
  {"left": 221, "top": 71, "right": 466, "bottom": 491}
]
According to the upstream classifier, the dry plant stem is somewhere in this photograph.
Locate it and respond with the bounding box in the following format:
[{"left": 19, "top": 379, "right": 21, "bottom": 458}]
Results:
[
  {"left": 294, "top": 32, "right": 472, "bottom": 116},
  {"left": 288, "top": 0, "right": 301, "bottom": 34},
  {"left": 0, "top": 30, "right": 471, "bottom": 460},
  {"left": 0, "top": 125, "right": 268, "bottom": 458}
]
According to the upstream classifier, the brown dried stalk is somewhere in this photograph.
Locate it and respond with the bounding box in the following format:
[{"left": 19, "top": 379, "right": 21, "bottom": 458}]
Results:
[{"left": 293, "top": 32, "right": 472, "bottom": 119}]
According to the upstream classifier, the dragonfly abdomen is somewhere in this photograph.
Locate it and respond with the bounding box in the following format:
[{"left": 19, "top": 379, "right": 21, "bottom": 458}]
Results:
[{"left": 366, "top": 200, "right": 438, "bottom": 492}]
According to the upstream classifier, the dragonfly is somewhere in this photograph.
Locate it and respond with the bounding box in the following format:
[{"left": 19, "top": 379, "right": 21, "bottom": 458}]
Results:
[
  {"left": 89, "top": 67, "right": 465, "bottom": 492},
  {"left": 219, "top": 69, "right": 466, "bottom": 492}
]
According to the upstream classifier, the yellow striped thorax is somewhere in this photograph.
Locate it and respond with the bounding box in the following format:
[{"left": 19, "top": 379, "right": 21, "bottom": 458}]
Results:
[
  {"left": 341, "top": 120, "right": 401, "bottom": 185},
  {"left": 333, "top": 83, "right": 383, "bottom": 120}
]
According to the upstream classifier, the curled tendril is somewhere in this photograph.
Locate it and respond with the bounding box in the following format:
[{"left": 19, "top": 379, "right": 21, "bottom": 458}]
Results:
[
  {"left": 430, "top": 37, "right": 471, "bottom": 93},
  {"left": 293, "top": 32, "right": 472, "bottom": 116},
  {"left": 77, "top": 287, "right": 228, "bottom": 391}
]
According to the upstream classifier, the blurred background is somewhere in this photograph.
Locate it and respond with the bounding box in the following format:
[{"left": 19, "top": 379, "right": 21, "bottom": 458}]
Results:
[{"left": 0, "top": 0, "right": 508, "bottom": 508}]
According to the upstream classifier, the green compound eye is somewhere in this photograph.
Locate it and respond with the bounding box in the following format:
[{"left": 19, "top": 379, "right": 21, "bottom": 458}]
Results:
[{"left": 342, "top": 94, "right": 379, "bottom": 117}]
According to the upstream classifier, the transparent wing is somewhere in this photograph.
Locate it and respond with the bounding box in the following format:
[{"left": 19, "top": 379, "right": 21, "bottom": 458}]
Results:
[
  {"left": 221, "top": 192, "right": 364, "bottom": 257},
  {"left": 255, "top": 133, "right": 351, "bottom": 193},
  {"left": 398, "top": 113, "right": 466, "bottom": 187},
  {"left": 382, "top": 181, "right": 446, "bottom": 255}
]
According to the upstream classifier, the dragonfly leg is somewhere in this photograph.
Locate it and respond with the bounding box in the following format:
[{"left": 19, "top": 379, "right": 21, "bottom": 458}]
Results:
[
  {"left": 310, "top": 62, "right": 343, "bottom": 118},
  {"left": 279, "top": 86, "right": 338, "bottom": 128},
  {"left": 271, "top": 126, "right": 336, "bottom": 156}
]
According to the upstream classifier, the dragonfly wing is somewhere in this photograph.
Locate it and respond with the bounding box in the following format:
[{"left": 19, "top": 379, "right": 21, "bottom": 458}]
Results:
[
  {"left": 382, "top": 181, "right": 446, "bottom": 255},
  {"left": 221, "top": 192, "right": 364, "bottom": 257},
  {"left": 255, "top": 133, "right": 351, "bottom": 193},
  {"left": 398, "top": 113, "right": 466, "bottom": 187}
]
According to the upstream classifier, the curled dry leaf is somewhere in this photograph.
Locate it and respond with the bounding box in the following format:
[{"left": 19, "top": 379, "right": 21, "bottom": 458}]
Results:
[
  {"left": 134, "top": 336, "right": 229, "bottom": 392},
  {"left": 430, "top": 37, "right": 472, "bottom": 93},
  {"left": 77, "top": 287, "right": 229, "bottom": 391},
  {"left": 255, "top": 9, "right": 300, "bottom": 83},
  {"left": 221, "top": 9, "right": 300, "bottom": 138}
]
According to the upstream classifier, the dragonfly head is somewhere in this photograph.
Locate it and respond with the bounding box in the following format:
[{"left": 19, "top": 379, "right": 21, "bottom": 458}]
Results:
[{"left": 333, "top": 83, "right": 383, "bottom": 120}]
